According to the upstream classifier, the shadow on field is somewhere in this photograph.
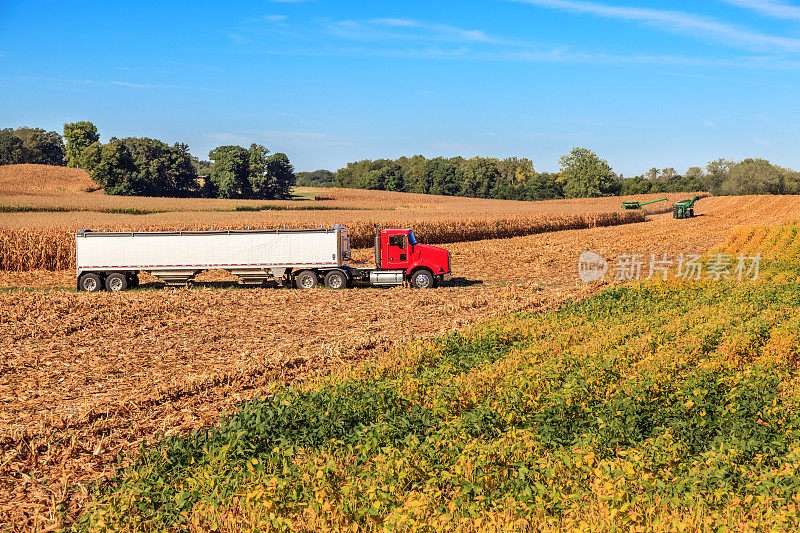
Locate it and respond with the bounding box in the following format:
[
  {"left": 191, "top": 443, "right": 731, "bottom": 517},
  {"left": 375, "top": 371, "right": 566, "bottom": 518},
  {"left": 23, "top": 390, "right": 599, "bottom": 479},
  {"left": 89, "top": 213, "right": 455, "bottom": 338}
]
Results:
[
  {"left": 440, "top": 277, "right": 482, "bottom": 287},
  {"left": 134, "top": 277, "right": 483, "bottom": 291}
]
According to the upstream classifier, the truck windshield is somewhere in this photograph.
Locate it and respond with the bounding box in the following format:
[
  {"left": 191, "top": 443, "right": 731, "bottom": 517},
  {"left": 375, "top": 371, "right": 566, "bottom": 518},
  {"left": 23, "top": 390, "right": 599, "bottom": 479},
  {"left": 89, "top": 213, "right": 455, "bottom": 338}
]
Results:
[{"left": 408, "top": 231, "right": 417, "bottom": 245}]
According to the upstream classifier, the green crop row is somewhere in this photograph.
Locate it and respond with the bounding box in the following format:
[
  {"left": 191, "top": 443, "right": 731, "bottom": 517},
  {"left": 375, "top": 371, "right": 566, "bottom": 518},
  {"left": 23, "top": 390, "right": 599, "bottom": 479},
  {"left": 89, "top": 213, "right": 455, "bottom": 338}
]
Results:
[{"left": 72, "top": 229, "right": 800, "bottom": 532}]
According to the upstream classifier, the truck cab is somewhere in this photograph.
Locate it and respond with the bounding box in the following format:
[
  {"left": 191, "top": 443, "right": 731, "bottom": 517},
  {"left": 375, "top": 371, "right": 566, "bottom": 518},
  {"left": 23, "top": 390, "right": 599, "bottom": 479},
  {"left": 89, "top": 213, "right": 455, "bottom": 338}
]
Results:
[{"left": 372, "top": 228, "right": 451, "bottom": 288}]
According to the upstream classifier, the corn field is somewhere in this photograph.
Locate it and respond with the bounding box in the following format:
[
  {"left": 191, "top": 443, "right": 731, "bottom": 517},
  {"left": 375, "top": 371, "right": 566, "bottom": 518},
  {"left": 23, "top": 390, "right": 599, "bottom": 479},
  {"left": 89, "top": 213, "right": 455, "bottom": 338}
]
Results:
[{"left": 0, "top": 211, "right": 644, "bottom": 271}]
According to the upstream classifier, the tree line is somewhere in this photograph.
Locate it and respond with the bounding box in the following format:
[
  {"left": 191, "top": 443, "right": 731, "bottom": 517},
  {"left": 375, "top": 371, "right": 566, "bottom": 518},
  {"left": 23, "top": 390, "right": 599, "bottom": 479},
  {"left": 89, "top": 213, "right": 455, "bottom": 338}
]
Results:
[
  {"left": 0, "top": 122, "right": 295, "bottom": 199},
  {"left": 297, "top": 148, "right": 800, "bottom": 199},
  {"left": 4, "top": 123, "right": 798, "bottom": 200}
]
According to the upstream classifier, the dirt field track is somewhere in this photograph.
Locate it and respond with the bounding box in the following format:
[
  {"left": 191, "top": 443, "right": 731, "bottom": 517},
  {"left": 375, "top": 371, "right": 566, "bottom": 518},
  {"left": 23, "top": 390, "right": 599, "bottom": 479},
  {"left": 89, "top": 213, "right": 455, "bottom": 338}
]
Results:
[{"left": 1, "top": 163, "right": 799, "bottom": 529}]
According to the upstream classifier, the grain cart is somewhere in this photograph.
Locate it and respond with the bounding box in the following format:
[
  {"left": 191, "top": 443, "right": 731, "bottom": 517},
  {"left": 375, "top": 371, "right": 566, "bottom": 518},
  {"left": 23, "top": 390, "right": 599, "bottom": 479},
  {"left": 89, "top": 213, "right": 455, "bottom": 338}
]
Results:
[
  {"left": 673, "top": 195, "right": 700, "bottom": 219},
  {"left": 622, "top": 197, "right": 668, "bottom": 210},
  {"left": 75, "top": 225, "right": 451, "bottom": 292}
]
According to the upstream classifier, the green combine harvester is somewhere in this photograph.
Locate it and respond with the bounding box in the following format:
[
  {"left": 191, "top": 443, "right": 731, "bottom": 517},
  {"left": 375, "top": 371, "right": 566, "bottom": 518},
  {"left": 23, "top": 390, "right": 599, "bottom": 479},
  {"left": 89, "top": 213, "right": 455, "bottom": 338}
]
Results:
[
  {"left": 622, "top": 197, "right": 668, "bottom": 210},
  {"left": 673, "top": 195, "right": 701, "bottom": 219}
]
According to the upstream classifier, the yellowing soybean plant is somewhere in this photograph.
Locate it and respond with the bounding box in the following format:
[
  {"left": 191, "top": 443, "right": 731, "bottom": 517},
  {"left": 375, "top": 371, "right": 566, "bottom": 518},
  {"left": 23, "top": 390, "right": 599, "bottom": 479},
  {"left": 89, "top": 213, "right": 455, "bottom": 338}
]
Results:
[{"left": 71, "top": 225, "right": 800, "bottom": 532}]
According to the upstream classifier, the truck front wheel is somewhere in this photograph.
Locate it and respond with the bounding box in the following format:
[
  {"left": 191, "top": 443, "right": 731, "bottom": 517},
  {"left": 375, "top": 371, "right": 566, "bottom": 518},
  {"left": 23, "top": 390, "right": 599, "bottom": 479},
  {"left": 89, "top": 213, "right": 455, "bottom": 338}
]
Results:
[
  {"left": 295, "top": 270, "right": 318, "bottom": 289},
  {"left": 79, "top": 273, "right": 103, "bottom": 292},
  {"left": 410, "top": 269, "right": 434, "bottom": 289},
  {"left": 324, "top": 270, "right": 347, "bottom": 289}
]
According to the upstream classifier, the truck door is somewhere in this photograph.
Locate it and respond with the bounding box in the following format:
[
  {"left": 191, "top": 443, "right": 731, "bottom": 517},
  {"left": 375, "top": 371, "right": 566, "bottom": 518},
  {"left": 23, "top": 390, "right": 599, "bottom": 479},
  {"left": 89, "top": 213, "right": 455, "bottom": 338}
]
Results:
[{"left": 385, "top": 233, "right": 409, "bottom": 268}]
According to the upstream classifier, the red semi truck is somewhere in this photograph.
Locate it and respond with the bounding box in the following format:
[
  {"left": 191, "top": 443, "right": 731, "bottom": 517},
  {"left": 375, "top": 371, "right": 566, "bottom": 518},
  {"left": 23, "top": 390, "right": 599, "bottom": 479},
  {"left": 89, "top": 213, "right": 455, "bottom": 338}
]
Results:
[{"left": 75, "top": 225, "right": 451, "bottom": 291}]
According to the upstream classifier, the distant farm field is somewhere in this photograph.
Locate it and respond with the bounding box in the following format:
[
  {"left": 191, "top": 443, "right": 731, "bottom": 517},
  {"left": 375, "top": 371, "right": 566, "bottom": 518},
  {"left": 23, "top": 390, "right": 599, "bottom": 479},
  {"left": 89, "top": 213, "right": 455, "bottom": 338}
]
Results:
[{"left": 0, "top": 163, "right": 676, "bottom": 216}]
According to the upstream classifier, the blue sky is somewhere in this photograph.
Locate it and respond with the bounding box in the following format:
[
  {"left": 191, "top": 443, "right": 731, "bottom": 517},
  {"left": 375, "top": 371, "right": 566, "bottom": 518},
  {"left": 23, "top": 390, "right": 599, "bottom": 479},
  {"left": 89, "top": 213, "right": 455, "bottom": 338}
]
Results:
[{"left": 1, "top": 0, "right": 799, "bottom": 176}]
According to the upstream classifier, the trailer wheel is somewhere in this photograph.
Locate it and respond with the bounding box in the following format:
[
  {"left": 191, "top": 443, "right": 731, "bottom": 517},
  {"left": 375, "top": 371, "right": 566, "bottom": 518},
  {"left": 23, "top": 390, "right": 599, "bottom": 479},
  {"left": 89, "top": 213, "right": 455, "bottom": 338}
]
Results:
[
  {"left": 324, "top": 270, "right": 347, "bottom": 289},
  {"left": 410, "top": 269, "right": 434, "bottom": 289},
  {"left": 105, "top": 272, "right": 129, "bottom": 292},
  {"left": 79, "top": 273, "right": 103, "bottom": 292},
  {"left": 295, "top": 270, "right": 318, "bottom": 289}
]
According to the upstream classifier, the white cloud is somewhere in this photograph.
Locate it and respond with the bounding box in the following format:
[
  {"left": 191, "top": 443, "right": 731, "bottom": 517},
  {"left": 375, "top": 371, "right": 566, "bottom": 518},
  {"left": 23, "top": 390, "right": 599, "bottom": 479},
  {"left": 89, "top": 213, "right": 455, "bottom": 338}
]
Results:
[
  {"left": 226, "top": 32, "right": 251, "bottom": 44},
  {"left": 110, "top": 81, "right": 220, "bottom": 91},
  {"left": 704, "top": 120, "right": 717, "bottom": 127},
  {"left": 370, "top": 18, "right": 418, "bottom": 28},
  {"left": 512, "top": 0, "right": 800, "bottom": 52},
  {"left": 16, "top": 76, "right": 221, "bottom": 91},
  {"left": 368, "top": 18, "right": 497, "bottom": 43},
  {"left": 19, "top": 75, "right": 98, "bottom": 85},
  {"left": 326, "top": 18, "right": 525, "bottom": 46},
  {"left": 721, "top": 0, "right": 800, "bottom": 20},
  {"left": 263, "top": 14, "right": 288, "bottom": 22},
  {"left": 228, "top": 12, "right": 800, "bottom": 69},
  {"left": 755, "top": 138, "right": 772, "bottom": 145}
]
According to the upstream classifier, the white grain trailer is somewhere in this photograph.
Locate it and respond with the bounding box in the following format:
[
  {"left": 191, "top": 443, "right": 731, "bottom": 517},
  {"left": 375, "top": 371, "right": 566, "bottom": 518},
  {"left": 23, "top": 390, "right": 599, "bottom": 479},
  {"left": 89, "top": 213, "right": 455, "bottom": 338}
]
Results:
[
  {"left": 75, "top": 225, "right": 451, "bottom": 291},
  {"left": 75, "top": 226, "right": 351, "bottom": 291}
]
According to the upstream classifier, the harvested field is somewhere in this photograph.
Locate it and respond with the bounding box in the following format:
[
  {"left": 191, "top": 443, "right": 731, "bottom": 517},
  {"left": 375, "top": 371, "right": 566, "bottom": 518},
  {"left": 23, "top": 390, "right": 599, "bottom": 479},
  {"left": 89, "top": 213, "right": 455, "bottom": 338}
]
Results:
[
  {"left": 1, "top": 173, "right": 798, "bottom": 530},
  {"left": 0, "top": 165, "right": 99, "bottom": 195}
]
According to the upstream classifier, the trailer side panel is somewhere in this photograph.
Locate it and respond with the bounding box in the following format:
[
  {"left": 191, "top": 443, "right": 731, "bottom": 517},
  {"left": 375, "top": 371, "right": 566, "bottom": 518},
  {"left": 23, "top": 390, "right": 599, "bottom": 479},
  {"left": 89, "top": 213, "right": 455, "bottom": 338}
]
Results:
[{"left": 76, "top": 229, "right": 344, "bottom": 274}]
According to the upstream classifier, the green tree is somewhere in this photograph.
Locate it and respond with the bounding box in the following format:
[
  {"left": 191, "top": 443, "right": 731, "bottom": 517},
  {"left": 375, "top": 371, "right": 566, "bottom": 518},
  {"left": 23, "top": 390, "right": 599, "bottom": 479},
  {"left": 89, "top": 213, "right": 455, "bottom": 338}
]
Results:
[
  {"left": 522, "top": 172, "right": 563, "bottom": 200},
  {"left": 80, "top": 141, "right": 103, "bottom": 173},
  {"left": 458, "top": 157, "right": 501, "bottom": 198},
  {"left": 704, "top": 158, "right": 735, "bottom": 194},
  {"left": 557, "top": 147, "right": 618, "bottom": 198},
  {"left": 207, "top": 144, "right": 293, "bottom": 199},
  {"left": 405, "top": 156, "right": 431, "bottom": 194},
  {"left": 723, "top": 158, "right": 786, "bottom": 196},
  {"left": 5, "top": 127, "right": 65, "bottom": 165},
  {"left": 659, "top": 167, "right": 677, "bottom": 181},
  {"left": 335, "top": 160, "right": 373, "bottom": 189},
  {"left": 363, "top": 168, "right": 386, "bottom": 190},
  {"left": 264, "top": 152, "right": 295, "bottom": 199},
  {"left": 91, "top": 137, "right": 198, "bottom": 196},
  {"left": 207, "top": 145, "right": 251, "bottom": 198},
  {"left": 384, "top": 165, "right": 405, "bottom": 192},
  {"left": 247, "top": 144, "right": 272, "bottom": 198},
  {"left": 426, "top": 158, "right": 460, "bottom": 196},
  {"left": 295, "top": 169, "right": 335, "bottom": 188},
  {"left": 90, "top": 139, "right": 136, "bottom": 194},
  {"left": 0, "top": 129, "right": 24, "bottom": 165},
  {"left": 619, "top": 176, "right": 653, "bottom": 195},
  {"left": 63, "top": 121, "right": 100, "bottom": 168},
  {"left": 685, "top": 166, "right": 705, "bottom": 180}
]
